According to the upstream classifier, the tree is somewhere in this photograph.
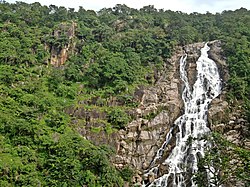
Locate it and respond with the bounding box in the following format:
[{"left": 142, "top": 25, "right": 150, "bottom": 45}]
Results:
[{"left": 194, "top": 133, "right": 250, "bottom": 187}]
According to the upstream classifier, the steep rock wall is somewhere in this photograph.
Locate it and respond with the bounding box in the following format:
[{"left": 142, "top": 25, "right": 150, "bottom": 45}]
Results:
[
  {"left": 50, "top": 22, "right": 77, "bottom": 67},
  {"left": 113, "top": 41, "right": 227, "bottom": 184},
  {"left": 117, "top": 40, "right": 248, "bottom": 185},
  {"left": 113, "top": 47, "right": 185, "bottom": 183},
  {"left": 208, "top": 41, "right": 250, "bottom": 150},
  {"left": 69, "top": 40, "right": 249, "bottom": 185}
]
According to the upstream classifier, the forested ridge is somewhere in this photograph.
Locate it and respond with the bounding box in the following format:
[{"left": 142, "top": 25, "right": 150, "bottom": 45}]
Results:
[{"left": 0, "top": 1, "right": 249, "bottom": 186}]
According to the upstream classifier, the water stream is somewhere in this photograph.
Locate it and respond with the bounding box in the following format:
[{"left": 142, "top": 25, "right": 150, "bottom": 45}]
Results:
[{"left": 143, "top": 43, "right": 222, "bottom": 186}]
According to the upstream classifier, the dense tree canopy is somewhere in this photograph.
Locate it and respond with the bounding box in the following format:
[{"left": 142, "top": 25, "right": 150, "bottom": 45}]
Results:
[{"left": 0, "top": 1, "right": 249, "bottom": 186}]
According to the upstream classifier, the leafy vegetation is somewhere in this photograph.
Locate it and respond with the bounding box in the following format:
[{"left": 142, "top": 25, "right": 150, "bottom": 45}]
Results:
[
  {"left": 107, "top": 108, "right": 131, "bottom": 130},
  {"left": 0, "top": 1, "right": 249, "bottom": 186},
  {"left": 194, "top": 133, "right": 250, "bottom": 187}
]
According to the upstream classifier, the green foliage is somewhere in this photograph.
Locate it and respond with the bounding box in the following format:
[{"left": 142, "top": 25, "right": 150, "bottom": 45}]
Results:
[
  {"left": 0, "top": 1, "right": 250, "bottom": 186},
  {"left": 194, "top": 133, "right": 250, "bottom": 186},
  {"left": 120, "top": 166, "right": 134, "bottom": 182},
  {"left": 107, "top": 109, "right": 131, "bottom": 129},
  {"left": 0, "top": 3, "right": 125, "bottom": 183}
]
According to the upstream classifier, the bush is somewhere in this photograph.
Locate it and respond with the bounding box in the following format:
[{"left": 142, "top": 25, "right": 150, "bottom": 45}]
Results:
[
  {"left": 107, "top": 109, "right": 130, "bottom": 129},
  {"left": 120, "top": 166, "right": 134, "bottom": 182}
]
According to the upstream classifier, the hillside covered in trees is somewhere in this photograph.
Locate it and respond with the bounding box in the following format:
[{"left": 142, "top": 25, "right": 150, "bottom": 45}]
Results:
[{"left": 0, "top": 1, "right": 249, "bottom": 186}]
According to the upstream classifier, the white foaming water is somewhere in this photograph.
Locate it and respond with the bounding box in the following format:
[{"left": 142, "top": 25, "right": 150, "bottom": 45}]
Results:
[{"left": 144, "top": 43, "right": 222, "bottom": 187}]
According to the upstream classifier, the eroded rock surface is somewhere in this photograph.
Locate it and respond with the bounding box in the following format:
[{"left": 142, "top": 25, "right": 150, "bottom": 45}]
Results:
[
  {"left": 208, "top": 41, "right": 250, "bottom": 150},
  {"left": 50, "top": 22, "right": 77, "bottom": 67},
  {"left": 114, "top": 47, "right": 184, "bottom": 174}
]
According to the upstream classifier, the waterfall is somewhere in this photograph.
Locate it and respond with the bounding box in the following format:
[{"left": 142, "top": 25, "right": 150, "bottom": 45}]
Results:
[{"left": 143, "top": 43, "right": 222, "bottom": 187}]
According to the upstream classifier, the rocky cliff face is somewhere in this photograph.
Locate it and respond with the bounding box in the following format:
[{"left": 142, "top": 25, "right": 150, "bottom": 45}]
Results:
[
  {"left": 207, "top": 41, "right": 250, "bottom": 150},
  {"left": 50, "top": 22, "right": 77, "bottom": 67},
  {"left": 113, "top": 47, "right": 185, "bottom": 184},
  {"left": 69, "top": 40, "right": 249, "bottom": 185},
  {"left": 113, "top": 41, "right": 228, "bottom": 184},
  {"left": 117, "top": 40, "right": 250, "bottom": 185},
  {"left": 206, "top": 41, "right": 250, "bottom": 187}
]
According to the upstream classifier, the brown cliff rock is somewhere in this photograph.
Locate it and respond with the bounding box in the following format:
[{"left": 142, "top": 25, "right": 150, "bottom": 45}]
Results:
[
  {"left": 50, "top": 22, "right": 77, "bottom": 67},
  {"left": 114, "top": 51, "right": 184, "bottom": 172},
  {"left": 207, "top": 41, "right": 250, "bottom": 150}
]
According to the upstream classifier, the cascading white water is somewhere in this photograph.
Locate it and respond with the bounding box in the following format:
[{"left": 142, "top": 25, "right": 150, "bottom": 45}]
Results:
[{"left": 143, "top": 43, "right": 222, "bottom": 187}]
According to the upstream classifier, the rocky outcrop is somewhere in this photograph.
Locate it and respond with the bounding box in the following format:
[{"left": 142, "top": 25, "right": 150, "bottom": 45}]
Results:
[
  {"left": 113, "top": 48, "right": 184, "bottom": 184},
  {"left": 209, "top": 99, "right": 250, "bottom": 149},
  {"left": 50, "top": 22, "right": 77, "bottom": 67},
  {"left": 209, "top": 97, "right": 250, "bottom": 187},
  {"left": 183, "top": 42, "right": 204, "bottom": 88},
  {"left": 207, "top": 41, "right": 250, "bottom": 150}
]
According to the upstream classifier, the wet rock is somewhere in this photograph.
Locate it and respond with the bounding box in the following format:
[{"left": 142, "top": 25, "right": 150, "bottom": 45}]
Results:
[
  {"left": 158, "top": 164, "right": 169, "bottom": 176},
  {"left": 148, "top": 171, "right": 156, "bottom": 183},
  {"left": 184, "top": 42, "right": 205, "bottom": 88},
  {"left": 208, "top": 40, "right": 229, "bottom": 84}
]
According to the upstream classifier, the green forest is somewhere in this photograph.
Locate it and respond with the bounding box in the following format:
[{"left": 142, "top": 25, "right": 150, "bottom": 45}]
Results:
[{"left": 0, "top": 1, "right": 249, "bottom": 186}]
